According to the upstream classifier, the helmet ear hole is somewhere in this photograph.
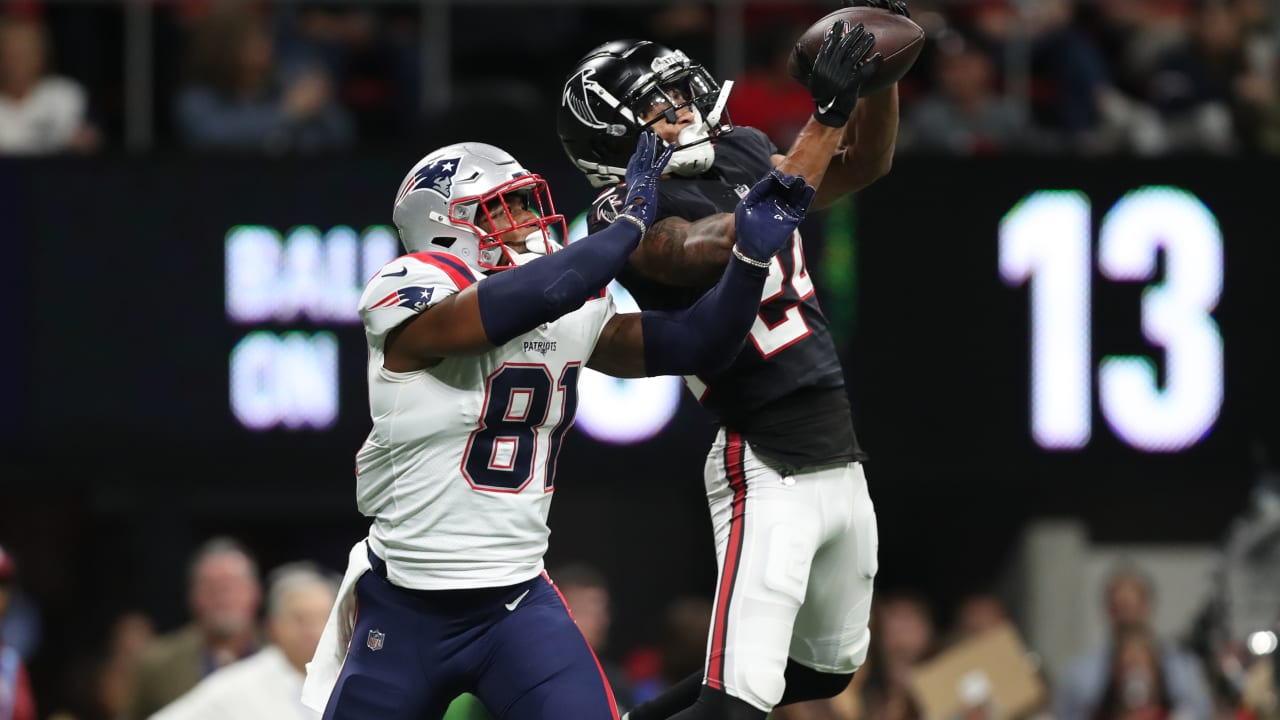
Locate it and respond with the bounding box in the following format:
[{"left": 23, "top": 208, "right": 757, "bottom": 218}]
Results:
[{"left": 431, "top": 237, "right": 457, "bottom": 248}]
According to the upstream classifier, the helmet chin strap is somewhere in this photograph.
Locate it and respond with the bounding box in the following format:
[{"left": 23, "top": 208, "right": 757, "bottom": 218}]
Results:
[{"left": 665, "top": 80, "right": 734, "bottom": 178}]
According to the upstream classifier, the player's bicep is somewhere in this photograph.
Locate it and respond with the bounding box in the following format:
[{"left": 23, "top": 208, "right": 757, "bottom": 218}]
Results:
[
  {"left": 587, "top": 313, "right": 647, "bottom": 378},
  {"left": 629, "top": 214, "right": 735, "bottom": 287},
  {"left": 381, "top": 287, "right": 494, "bottom": 370}
]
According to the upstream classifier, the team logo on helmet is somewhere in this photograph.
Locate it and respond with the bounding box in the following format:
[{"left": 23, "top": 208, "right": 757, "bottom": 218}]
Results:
[
  {"left": 399, "top": 156, "right": 462, "bottom": 202},
  {"left": 563, "top": 68, "right": 609, "bottom": 130}
]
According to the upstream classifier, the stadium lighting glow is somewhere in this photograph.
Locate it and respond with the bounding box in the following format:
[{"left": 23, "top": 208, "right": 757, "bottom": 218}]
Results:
[{"left": 1248, "top": 630, "right": 1278, "bottom": 656}]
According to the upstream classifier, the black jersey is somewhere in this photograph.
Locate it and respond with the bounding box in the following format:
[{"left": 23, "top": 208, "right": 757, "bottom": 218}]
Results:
[{"left": 587, "top": 126, "right": 865, "bottom": 468}]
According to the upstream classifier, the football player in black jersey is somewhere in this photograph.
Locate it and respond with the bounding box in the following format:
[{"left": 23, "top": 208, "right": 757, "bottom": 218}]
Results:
[{"left": 557, "top": 3, "right": 908, "bottom": 720}]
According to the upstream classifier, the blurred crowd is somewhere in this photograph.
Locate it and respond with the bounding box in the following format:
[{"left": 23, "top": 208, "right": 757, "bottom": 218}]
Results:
[
  {"left": 0, "top": 0, "right": 1277, "bottom": 157},
  {"left": 1, "top": 534, "right": 1278, "bottom": 720}
]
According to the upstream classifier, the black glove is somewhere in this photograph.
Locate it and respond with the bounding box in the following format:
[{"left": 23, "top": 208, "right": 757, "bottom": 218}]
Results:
[
  {"left": 619, "top": 130, "right": 674, "bottom": 232},
  {"left": 842, "top": 0, "right": 910, "bottom": 18},
  {"left": 809, "top": 20, "right": 882, "bottom": 128}
]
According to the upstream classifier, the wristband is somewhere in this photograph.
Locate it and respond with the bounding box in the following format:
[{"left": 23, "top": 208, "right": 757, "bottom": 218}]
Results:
[
  {"left": 732, "top": 244, "right": 772, "bottom": 269},
  {"left": 613, "top": 212, "right": 647, "bottom": 236}
]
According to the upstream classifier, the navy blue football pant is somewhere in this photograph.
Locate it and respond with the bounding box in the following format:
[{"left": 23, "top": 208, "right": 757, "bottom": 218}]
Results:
[{"left": 322, "top": 550, "right": 618, "bottom": 720}]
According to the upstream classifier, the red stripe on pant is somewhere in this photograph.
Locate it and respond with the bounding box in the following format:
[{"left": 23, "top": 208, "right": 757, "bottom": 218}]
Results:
[
  {"left": 706, "top": 431, "right": 748, "bottom": 691},
  {"left": 544, "top": 572, "right": 621, "bottom": 720}
]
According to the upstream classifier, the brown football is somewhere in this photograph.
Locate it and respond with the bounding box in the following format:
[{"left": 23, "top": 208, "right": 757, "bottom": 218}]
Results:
[{"left": 787, "top": 7, "right": 925, "bottom": 96}]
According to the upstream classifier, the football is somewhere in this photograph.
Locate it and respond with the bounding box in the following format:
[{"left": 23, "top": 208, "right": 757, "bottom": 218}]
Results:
[{"left": 787, "top": 7, "right": 926, "bottom": 96}]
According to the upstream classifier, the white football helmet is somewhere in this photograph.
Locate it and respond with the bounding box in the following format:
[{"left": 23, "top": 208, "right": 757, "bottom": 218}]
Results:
[{"left": 392, "top": 142, "right": 566, "bottom": 274}]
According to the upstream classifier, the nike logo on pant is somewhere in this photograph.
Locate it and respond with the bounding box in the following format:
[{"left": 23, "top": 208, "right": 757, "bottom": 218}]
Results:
[{"left": 505, "top": 589, "right": 531, "bottom": 611}]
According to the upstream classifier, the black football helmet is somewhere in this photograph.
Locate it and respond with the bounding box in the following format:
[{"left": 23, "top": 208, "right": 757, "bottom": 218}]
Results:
[{"left": 558, "top": 39, "right": 734, "bottom": 188}]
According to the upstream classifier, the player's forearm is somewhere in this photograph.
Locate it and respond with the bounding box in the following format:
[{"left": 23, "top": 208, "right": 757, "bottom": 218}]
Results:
[
  {"left": 477, "top": 219, "right": 641, "bottom": 345},
  {"left": 814, "top": 86, "right": 899, "bottom": 209},
  {"left": 630, "top": 214, "right": 735, "bottom": 287},
  {"left": 775, "top": 118, "right": 846, "bottom": 193},
  {"left": 640, "top": 256, "right": 769, "bottom": 376}
]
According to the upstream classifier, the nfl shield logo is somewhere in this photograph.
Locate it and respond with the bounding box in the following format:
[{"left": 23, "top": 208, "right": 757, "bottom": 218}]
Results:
[{"left": 367, "top": 629, "right": 385, "bottom": 651}]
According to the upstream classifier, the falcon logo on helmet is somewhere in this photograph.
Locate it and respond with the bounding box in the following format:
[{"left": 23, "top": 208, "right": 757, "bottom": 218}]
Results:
[
  {"left": 558, "top": 39, "right": 736, "bottom": 188},
  {"left": 564, "top": 68, "right": 613, "bottom": 131}
]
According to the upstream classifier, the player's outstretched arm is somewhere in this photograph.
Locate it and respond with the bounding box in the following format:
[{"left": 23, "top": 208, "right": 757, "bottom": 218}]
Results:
[
  {"left": 382, "top": 135, "right": 671, "bottom": 369},
  {"left": 775, "top": 18, "right": 886, "bottom": 209},
  {"left": 810, "top": 84, "right": 898, "bottom": 209},
  {"left": 627, "top": 213, "right": 736, "bottom": 288},
  {"left": 626, "top": 21, "right": 878, "bottom": 288},
  {"left": 806, "top": 0, "right": 909, "bottom": 208},
  {"left": 588, "top": 170, "right": 815, "bottom": 378}
]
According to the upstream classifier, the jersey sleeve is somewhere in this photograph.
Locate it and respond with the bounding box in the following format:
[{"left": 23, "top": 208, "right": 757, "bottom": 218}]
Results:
[{"left": 359, "top": 252, "right": 478, "bottom": 347}]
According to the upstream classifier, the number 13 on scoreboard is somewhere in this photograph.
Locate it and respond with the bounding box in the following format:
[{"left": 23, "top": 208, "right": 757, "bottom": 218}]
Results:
[{"left": 999, "top": 187, "right": 1224, "bottom": 453}]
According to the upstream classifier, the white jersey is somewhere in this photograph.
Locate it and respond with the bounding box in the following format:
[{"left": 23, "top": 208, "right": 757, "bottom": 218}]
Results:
[{"left": 355, "top": 251, "right": 615, "bottom": 590}]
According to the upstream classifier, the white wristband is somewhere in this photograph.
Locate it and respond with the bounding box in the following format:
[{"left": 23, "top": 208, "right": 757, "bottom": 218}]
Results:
[
  {"left": 732, "top": 244, "right": 771, "bottom": 269},
  {"left": 613, "top": 212, "right": 647, "bottom": 236}
]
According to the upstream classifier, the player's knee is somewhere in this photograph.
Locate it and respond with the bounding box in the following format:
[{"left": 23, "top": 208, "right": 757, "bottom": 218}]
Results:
[{"left": 778, "top": 659, "right": 854, "bottom": 705}]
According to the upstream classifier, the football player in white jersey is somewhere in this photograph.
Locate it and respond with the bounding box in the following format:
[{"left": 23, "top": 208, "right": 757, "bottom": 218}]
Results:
[{"left": 302, "top": 131, "right": 821, "bottom": 720}]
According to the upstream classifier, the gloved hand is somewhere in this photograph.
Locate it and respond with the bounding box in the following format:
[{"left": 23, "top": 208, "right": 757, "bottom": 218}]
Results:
[
  {"left": 617, "top": 130, "right": 674, "bottom": 233},
  {"left": 842, "top": 0, "right": 910, "bottom": 18},
  {"left": 733, "top": 170, "right": 816, "bottom": 266},
  {"left": 808, "top": 20, "right": 882, "bottom": 128}
]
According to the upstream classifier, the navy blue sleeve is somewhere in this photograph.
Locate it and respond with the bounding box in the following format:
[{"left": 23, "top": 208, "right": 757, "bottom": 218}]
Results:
[
  {"left": 478, "top": 220, "right": 641, "bottom": 346},
  {"left": 639, "top": 258, "right": 768, "bottom": 376}
]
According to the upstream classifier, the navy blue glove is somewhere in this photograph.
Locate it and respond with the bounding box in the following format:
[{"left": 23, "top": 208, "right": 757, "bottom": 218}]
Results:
[
  {"left": 733, "top": 170, "right": 816, "bottom": 265},
  {"left": 618, "top": 131, "right": 673, "bottom": 232},
  {"left": 842, "top": 0, "right": 910, "bottom": 18}
]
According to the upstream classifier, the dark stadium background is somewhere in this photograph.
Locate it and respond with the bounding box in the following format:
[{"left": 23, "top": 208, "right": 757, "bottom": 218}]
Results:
[
  {"left": 3, "top": 149, "right": 1275, "bottom": 659},
  {"left": 3, "top": 0, "right": 1280, "bottom": 717}
]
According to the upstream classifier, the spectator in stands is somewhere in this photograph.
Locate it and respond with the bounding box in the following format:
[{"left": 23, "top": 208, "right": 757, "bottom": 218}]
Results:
[
  {"left": 1090, "top": 625, "right": 1178, "bottom": 720},
  {"left": 1147, "top": 0, "right": 1254, "bottom": 151},
  {"left": 621, "top": 596, "right": 713, "bottom": 707},
  {"left": 661, "top": 596, "right": 713, "bottom": 693},
  {"left": 150, "top": 562, "right": 336, "bottom": 720},
  {"left": 550, "top": 563, "right": 635, "bottom": 713},
  {"left": 271, "top": 5, "right": 420, "bottom": 139},
  {"left": 126, "top": 537, "right": 262, "bottom": 720},
  {"left": 0, "top": 545, "right": 35, "bottom": 720},
  {"left": 96, "top": 612, "right": 155, "bottom": 720},
  {"left": 726, "top": 21, "right": 816, "bottom": 150},
  {"left": 901, "top": 31, "right": 1030, "bottom": 153},
  {"left": 175, "top": 8, "right": 353, "bottom": 153},
  {"left": 1229, "top": 0, "right": 1277, "bottom": 152},
  {"left": 1024, "top": 0, "right": 1114, "bottom": 139},
  {"left": 0, "top": 15, "right": 99, "bottom": 155},
  {"left": 1056, "top": 563, "right": 1212, "bottom": 720},
  {"left": 1243, "top": 652, "right": 1278, "bottom": 720},
  {"left": 860, "top": 592, "right": 936, "bottom": 720},
  {"left": 949, "top": 592, "right": 1012, "bottom": 645}
]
